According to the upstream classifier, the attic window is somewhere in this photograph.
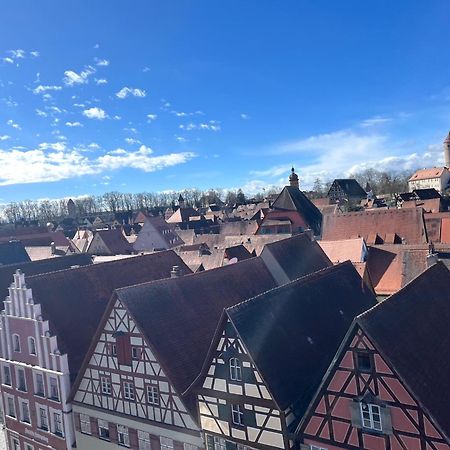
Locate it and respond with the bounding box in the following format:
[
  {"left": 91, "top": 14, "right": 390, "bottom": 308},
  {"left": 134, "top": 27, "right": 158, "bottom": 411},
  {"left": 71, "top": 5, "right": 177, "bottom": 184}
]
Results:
[{"left": 356, "top": 351, "right": 373, "bottom": 373}]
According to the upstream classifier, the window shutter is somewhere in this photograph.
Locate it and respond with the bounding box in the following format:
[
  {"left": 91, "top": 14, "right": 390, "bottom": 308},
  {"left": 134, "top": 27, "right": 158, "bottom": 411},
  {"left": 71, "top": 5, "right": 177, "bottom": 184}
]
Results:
[
  {"left": 129, "top": 428, "right": 139, "bottom": 449},
  {"left": 243, "top": 408, "right": 257, "bottom": 427},
  {"left": 117, "top": 333, "right": 132, "bottom": 365},
  {"left": 381, "top": 406, "right": 393, "bottom": 435},
  {"left": 218, "top": 403, "right": 230, "bottom": 421},
  {"left": 109, "top": 422, "right": 118, "bottom": 442},
  {"left": 349, "top": 400, "right": 362, "bottom": 429},
  {"left": 90, "top": 417, "right": 99, "bottom": 437},
  {"left": 206, "top": 434, "right": 215, "bottom": 450}
]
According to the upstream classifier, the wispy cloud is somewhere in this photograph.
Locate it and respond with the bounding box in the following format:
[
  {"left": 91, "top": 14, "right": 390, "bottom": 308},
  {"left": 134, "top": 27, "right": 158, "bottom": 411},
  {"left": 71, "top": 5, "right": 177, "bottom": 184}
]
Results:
[
  {"left": 2, "top": 57, "right": 14, "bottom": 64},
  {"left": 125, "top": 137, "right": 141, "bottom": 145},
  {"left": 95, "top": 58, "right": 109, "bottom": 66},
  {"left": 65, "top": 121, "right": 83, "bottom": 127},
  {"left": 0, "top": 135, "right": 10, "bottom": 141},
  {"left": 9, "top": 49, "right": 25, "bottom": 59},
  {"left": 147, "top": 114, "right": 157, "bottom": 122},
  {"left": 360, "top": 115, "right": 392, "bottom": 128},
  {"left": 179, "top": 120, "right": 221, "bottom": 131},
  {"left": 39, "top": 142, "right": 66, "bottom": 151},
  {"left": 95, "top": 78, "right": 108, "bottom": 85},
  {"left": 171, "top": 110, "right": 204, "bottom": 117},
  {"left": 116, "top": 87, "right": 146, "bottom": 99},
  {"left": 63, "top": 66, "right": 96, "bottom": 86},
  {"left": 82, "top": 107, "right": 107, "bottom": 120},
  {"left": 32, "top": 85, "right": 62, "bottom": 94},
  {"left": 30, "top": 51, "right": 40, "bottom": 58},
  {"left": 240, "top": 113, "right": 250, "bottom": 120},
  {"left": 6, "top": 120, "right": 21, "bottom": 130}
]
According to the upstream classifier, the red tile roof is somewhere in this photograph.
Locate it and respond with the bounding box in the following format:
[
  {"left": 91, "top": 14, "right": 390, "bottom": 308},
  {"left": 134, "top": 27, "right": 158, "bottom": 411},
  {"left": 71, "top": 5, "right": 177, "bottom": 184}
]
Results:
[
  {"left": 408, "top": 167, "right": 447, "bottom": 181},
  {"left": 322, "top": 208, "right": 427, "bottom": 245}
]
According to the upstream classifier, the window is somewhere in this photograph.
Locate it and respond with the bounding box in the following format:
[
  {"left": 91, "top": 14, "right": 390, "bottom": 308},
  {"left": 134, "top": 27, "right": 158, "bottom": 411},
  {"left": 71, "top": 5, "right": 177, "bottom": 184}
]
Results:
[
  {"left": 35, "top": 373, "right": 45, "bottom": 396},
  {"left": 80, "top": 414, "right": 91, "bottom": 434},
  {"left": 20, "top": 400, "right": 30, "bottom": 423},
  {"left": 123, "top": 381, "right": 135, "bottom": 400},
  {"left": 98, "top": 419, "right": 110, "bottom": 440},
  {"left": 6, "top": 396, "right": 16, "bottom": 418},
  {"left": 310, "top": 446, "right": 329, "bottom": 450},
  {"left": 213, "top": 437, "right": 226, "bottom": 450},
  {"left": 110, "top": 343, "right": 117, "bottom": 356},
  {"left": 53, "top": 412, "right": 63, "bottom": 436},
  {"left": 10, "top": 437, "right": 19, "bottom": 450},
  {"left": 356, "top": 352, "right": 373, "bottom": 373},
  {"left": 132, "top": 347, "right": 141, "bottom": 359},
  {"left": 117, "top": 424, "right": 130, "bottom": 447},
  {"left": 25, "top": 444, "right": 34, "bottom": 450},
  {"left": 17, "top": 368, "right": 27, "bottom": 391},
  {"left": 184, "top": 444, "right": 198, "bottom": 450},
  {"left": 49, "top": 377, "right": 59, "bottom": 401},
  {"left": 229, "top": 357, "right": 242, "bottom": 381},
  {"left": 29, "top": 337, "right": 36, "bottom": 355},
  {"left": 147, "top": 385, "right": 159, "bottom": 405},
  {"left": 231, "top": 404, "right": 244, "bottom": 426},
  {"left": 3, "top": 365, "right": 11, "bottom": 386},
  {"left": 360, "top": 402, "right": 382, "bottom": 431},
  {"left": 138, "top": 430, "right": 151, "bottom": 450},
  {"left": 39, "top": 406, "right": 48, "bottom": 430},
  {"left": 160, "top": 437, "right": 174, "bottom": 450},
  {"left": 101, "top": 376, "right": 112, "bottom": 395},
  {"left": 13, "top": 334, "right": 21, "bottom": 352}
]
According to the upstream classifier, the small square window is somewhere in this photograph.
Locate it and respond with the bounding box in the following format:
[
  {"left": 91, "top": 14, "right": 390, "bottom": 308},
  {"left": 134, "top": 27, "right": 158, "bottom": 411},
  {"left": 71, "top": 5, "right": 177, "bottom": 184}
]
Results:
[
  {"left": 356, "top": 352, "right": 373, "bottom": 373},
  {"left": 147, "top": 385, "right": 159, "bottom": 405},
  {"left": 101, "top": 376, "right": 112, "bottom": 395},
  {"left": 360, "top": 402, "right": 382, "bottom": 431},
  {"left": 132, "top": 346, "right": 141, "bottom": 359},
  {"left": 123, "top": 381, "right": 135, "bottom": 400}
]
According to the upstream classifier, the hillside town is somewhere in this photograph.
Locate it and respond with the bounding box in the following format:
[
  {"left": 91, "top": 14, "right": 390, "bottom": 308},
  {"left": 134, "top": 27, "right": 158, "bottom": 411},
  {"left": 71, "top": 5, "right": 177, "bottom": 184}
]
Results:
[{"left": 0, "top": 133, "right": 447, "bottom": 450}]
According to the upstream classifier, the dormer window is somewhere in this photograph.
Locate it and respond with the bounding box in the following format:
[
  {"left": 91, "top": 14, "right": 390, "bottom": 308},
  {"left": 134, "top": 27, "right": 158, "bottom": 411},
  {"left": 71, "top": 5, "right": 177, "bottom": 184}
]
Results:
[
  {"left": 229, "top": 357, "right": 242, "bottom": 381},
  {"left": 13, "top": 334, "right": 21, "bottom": 352},
  {"left": 28, "top": 337, "right": 36, "bottom": 356}
]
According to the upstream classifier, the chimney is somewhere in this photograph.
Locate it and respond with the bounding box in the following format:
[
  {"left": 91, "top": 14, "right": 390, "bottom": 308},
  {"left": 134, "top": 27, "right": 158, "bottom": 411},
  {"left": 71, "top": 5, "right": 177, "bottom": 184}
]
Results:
[
  {"left": 170, "top": 265, "right": 182, "bottom": 278},
  {"left": 50, "top": 241, "right": 56, "bottom": 255},
  {"left": 444, "top": 132, "right": 450, "bottom": 168},
  {"left": 427, "top": 242, "right": 438, "bottom": 268}
]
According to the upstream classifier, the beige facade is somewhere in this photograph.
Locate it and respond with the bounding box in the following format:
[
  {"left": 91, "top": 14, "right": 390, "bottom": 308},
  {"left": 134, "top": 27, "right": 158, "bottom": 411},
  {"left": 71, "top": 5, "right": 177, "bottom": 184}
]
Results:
[{"left": 408, "top": 167, "right": 450, "bottom": 193}]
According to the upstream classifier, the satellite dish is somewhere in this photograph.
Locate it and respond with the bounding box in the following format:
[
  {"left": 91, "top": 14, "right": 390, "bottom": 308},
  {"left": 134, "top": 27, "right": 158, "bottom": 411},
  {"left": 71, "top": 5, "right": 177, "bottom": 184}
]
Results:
[{"left": 227, "top": 257, "right": 238, "bottom": 265}]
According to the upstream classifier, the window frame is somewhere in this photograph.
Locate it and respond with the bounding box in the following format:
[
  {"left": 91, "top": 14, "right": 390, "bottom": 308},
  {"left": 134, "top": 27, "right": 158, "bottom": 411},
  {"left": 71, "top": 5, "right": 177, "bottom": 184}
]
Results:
[
  {"left": 98, "top": 419, "right": 110, "bottom": 440},
  {"left": 2, "top": 364, "right": 11, "bottom": 386},
  {"left": 146, "top": 385, "right": 160, "bottom": 405},
  {"left": 231, "top": 404, "right": 244, "bottom": 426},
  {"left": 28, "top": 336, "right": 37, "bottom": 356},
  {"left": 34, "top": 371, "right": 45, "bottom": 397},
  {"left": 360, "top": 402, "right": 382, "bottom": 431},
  {"left": 310, "top": 445, "right": 329, "bottom": 450},
  {"left": 20, "top": 398, "right": 31, "bottom": 424},
  {"left": 17, "top": 367, "right": 27, "bottom": 392},
  {"left": 117, "top": 424, "right": 130, "bottom": 447},
  {"left": 53, "top": 411, "right": 64, "bottom": 437},
  {"left": 10, "top": 437, "right": 20, "bottom": 450},
  {"left": 13, "top": 333, "right": 21, "bottom": 353},
  {"left": 48, "top": 376, "right": 59, "bottom": 401},
  {"left": 5, "top": 394, "right": 16, "bottom": 419},
  {"left": 138, "top": 430, "right": 151, "bottom": 450},
  {"left": 355, "top": 351, "right": 373, "bottom": 374},
  {"left": 100, "top": 375, "right": 112, "bottom": 396},
  {"left": 80, "top": 413, "right": 91, "bottom": 435},
  {"left": 229, "top": 357, "right": 242, "bottom": 382},
  {"left": 160, "top": 436, "right": 174, "bottom": 450},
  {"left": 213, "top": 436, "right": 226, "bottom": 450},
  {"left": 38, "top": 405, "right": 49, "bottom": 431},
  {"left": 131, "top": 346, "right": 141, "bottom": 360},
  {"left": 123, "top": 380, "right": 135, "bottom": 401}
]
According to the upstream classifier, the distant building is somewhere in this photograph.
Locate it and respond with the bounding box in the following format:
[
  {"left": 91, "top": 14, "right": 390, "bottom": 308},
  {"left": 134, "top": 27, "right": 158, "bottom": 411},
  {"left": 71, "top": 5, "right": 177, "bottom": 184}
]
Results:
[
  {"left": 327, "top": 179, "right": 367, "bottom": 205},
  {"left": 87, "top": 229, "right": 133, "bottom": 256},
  {"left": 67, "top": 199, "right": 77, "bottom": 219},
  {"left": 408, "top": 167, "right": 450, "bottom": 194}
]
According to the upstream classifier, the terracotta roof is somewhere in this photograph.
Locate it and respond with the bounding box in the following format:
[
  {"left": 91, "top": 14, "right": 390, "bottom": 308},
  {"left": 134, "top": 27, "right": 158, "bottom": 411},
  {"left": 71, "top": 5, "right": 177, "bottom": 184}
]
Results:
[
  {"left": 26, "top": 251, "right": 191, "bottom": 381},
  {"left": 358, "top": 262, "right": 450, "bottom": 438},
  {"left": 219, "top": 221, "right": 259, "bottom": 236},
  {"left": 318, "top": 238, "right": 365, "bottom": 263},
  {"left": 115, "top": 257, "right": 277, "bottom": 397},
  {"left": 91, "top": 229, "right": 133, "bottom": 255},
  {"left": 322, "top": 208, "right": 427, "bottom": 244},
  {"left": 262, "top": 234, "right": 332, "bottom": 282},
  {"left": 272, "top": 186, "right": 322, "bottom": 235},
  {"left": 166, "top": 207, "right": 200, "bottom": 223},
  {"left": 401, "top": 198, "right": 442, "bottom": 213},
  {"left": 408, "top": 167, "right": 447, "bottom": 181},
  {"left": 226, "top": 262, "right": 376, "bottom": 422}
]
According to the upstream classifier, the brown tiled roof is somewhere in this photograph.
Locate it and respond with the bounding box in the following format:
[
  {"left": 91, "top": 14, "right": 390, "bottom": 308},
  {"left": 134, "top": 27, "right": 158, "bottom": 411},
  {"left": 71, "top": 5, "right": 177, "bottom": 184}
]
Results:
[
  {"left": 358, "top": 262, "right": 450, "bottom": 437},
  {"left": 322, "top": 208, "right": 427, "bottom": 244},
  {"left": 166, "top": 207, "right": 200, "bottom": 223},
  {"left": 219, "top": 221, "right": 259, "bottom": 236},
  {"left": 226, "top": 262, "right": 376, "bottom": 422},
  {"left": 115, "top": 257, "right": 277, "bottom": 396},
  {"left": 401, "top": 198, "right": 442, "bottom": 213},
  {"left": 224, "top": 244, "right": 253, "bottom": 262},
  {"left": 441, "top": 217, "right": 450, "bottom": 244},
  {"left": 318, "top": 238, "right": 365, "bottom": 263},
  {"left": 408, "top": 167, "right": 446, "bottom": 181},
  {"left": 26, "top": 251, "right": 191, "bottom": 381},
  {"left": 92, "top": 229, "right": 133, "bottom": 254}
]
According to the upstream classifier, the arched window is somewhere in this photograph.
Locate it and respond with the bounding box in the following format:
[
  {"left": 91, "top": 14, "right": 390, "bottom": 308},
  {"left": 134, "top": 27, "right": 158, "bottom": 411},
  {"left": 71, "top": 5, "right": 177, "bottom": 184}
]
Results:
[
  {"left": 28, "top": 337, "right": 36, "bottom": 355},
  {"left": 229, "top": 357, "right": 242, "bottom": 381},
  {"left": 13, "top": 334, "right": 20, "bottom": 353}
]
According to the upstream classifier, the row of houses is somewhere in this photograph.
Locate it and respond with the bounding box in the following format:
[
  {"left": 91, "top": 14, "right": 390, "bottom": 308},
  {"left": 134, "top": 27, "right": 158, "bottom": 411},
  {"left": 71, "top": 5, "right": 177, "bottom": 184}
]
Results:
[{"left": 0, "top": 232, "right": 448, "bottom": 450}]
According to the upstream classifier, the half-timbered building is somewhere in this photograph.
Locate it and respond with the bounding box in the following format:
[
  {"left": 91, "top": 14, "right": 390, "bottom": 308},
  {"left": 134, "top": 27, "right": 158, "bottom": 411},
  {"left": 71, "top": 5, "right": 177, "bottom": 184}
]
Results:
[
  {"left": 70, "top": 257, "right": 280, "bottom": 450},
  {"left": 193, "top": 261, "right": 376, "bottom": 450},
  {"left": 0, "top": 251, "right": 191, "bottom": 450},
  {"left": 297, "top": 261, "right": 450, "bottom": 450}
]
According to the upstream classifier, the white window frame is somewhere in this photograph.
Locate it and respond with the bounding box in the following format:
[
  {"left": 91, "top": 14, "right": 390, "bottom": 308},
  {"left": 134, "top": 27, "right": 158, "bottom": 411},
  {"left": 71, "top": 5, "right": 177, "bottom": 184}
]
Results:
[
  {"left": 17, "top": 367, "right": 27, "bottom": 392},
  {"left": 213, "top": 436, "right": 226, "bottom": 450},
  {"left": 229, "top": 357, "right": 242, "bottom": 381},
  {"left": 28, "top": 336, "right": 37, "bottom": 355},
  {"left": 48, "top": 376, "right": 59, "bottom": 401},
  {"left": 52, "top": 410, "right": 64, "bottom": 436},
  {"left": 310, "top": 446, "right": 329, "bottom": 450},
  {"left": 138, "top": 430, "right": 151, "bottom": 450},
  {"left": 20, "top": 398, "right": 31, "bottom": 424},
  {"left": 231, "top": 404, "right": 244, "bottom": 426},
  {"left": 160, "top": 437, "right": 174, "bottom": 450},
  {"left": 80, "top": 413, "right": 91, "bottom": 434},
  {"left": 147, "top": 385, "right": 159, "bottom": 405},
  {"left": 360, "top": 402, "right": 382, "bottom": 431},
  {"left": 37, "top": 404, "right": 49, "bottom": 431},
  {"left": 34, "top": 371, "right": 45, "bottom": 396},
  {"left": 10, "top": 437, "right": 20, "bottom": 450},
  {"left": 25, "top": 443, "right": 34, "bottom": 450},
  {"left": 13, "top": 333, "right": 21, "bottom": 352},
  {"left": 123, "top": 381, "right": 135, "bottom": 400},
  {"left": 5, "top": 394, "right": 16, "bottom": 419},
  {"left": 98, "top": 419, "right": 110, "bottom": 440},
  {"left": 100, "top": 376, "right": 112, "bottom": 395},
  {"left": 2, "top": 364, "right": 11, "bottom": 386},
  {"left": 117, "top": 424, "right": 130, "bottom": 447},
  {"left": 184, "top": 444, "right": 198, "bottom": 450},
  {"left": 132, "top": 346, "right": 141, "bottom": 359}
]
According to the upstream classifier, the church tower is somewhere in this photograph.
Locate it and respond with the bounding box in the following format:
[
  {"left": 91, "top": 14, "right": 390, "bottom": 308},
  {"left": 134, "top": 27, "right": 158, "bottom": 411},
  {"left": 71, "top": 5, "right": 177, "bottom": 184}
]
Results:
[
  {"left": 289, "top": 167, "right": 299, "bottom": 188},
  {"left": 444, "top": 132, "right": 450, "bottom": 168}
]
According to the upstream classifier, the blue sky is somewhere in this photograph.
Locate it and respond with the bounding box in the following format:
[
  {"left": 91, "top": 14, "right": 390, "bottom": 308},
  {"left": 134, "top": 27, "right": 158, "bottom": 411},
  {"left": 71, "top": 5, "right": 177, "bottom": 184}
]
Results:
[{"left": 0, "top": 1, "right": 449, "bottom": 201}]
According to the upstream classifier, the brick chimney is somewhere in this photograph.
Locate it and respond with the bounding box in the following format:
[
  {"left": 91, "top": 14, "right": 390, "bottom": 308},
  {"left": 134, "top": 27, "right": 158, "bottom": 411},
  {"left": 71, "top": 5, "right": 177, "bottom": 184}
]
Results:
[{"left": 170, "top": 265, "right": 182, "bottom": 278}]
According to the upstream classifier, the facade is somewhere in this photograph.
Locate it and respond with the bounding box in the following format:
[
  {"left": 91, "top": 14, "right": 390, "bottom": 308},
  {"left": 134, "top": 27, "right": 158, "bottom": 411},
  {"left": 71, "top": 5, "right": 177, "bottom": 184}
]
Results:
[
  {"left": 408, "top": 167, "right": 450, "bottom": 193},
  {"left": 297, "top": 262, "right": 450, "bottom": 449},
  {"left": 327, "top": 179, "right": 367, "bottom": 205},
  {"left": 133, "top": 216, "right": 184, "bottom": 252},
  {"left": 87, "top": 229, "right": 133, "bottom": 256},
  {"left": 195, "top": 262, "right": 376, "bottom": 450}
]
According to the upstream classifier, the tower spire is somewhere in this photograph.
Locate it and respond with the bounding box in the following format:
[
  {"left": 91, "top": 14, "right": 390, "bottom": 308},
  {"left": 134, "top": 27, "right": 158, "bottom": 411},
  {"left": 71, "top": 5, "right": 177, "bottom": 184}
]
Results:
[{"left": 289, "top": 167, "right": 299, "bottom": 188}]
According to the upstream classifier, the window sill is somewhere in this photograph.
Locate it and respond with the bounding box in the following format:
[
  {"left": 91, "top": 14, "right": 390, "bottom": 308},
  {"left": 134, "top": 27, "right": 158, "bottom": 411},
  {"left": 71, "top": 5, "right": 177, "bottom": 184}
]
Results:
[
  {"left": 47, "top": 396, "right": 60, "bottom": 403},
  {"left": 17, "top": 388, "right": 27, "bottom": 393},
  {"left": 99, "top": 437, "right": 111, "bottom": 441},
  {"left": 54, "top": 432, "right": 64, "bottom": 438},
  {"left": 35, "top": 392, "right": 45, "bottom": 398}
]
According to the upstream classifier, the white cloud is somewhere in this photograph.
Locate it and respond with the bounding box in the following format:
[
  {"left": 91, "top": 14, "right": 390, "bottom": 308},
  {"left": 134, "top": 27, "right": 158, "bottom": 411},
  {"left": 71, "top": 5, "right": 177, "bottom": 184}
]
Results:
[
  {"left": 179, "top": 120, "right": 221, "bottom": 131},
  {"left": 125, "top": 138, "right": 141, "bottom": 145},
  {"left": 39, "top": 142, "right": 67, "bottom": 151},
  {"left": 113, "top": 115, "right": 121, "bottom": 120},
  {"left": 35, "top": 109, "right": 48, "bottom": 117},
  {"left": 2, "top": 57, "right": 14, "bottom": 64},
  {"left": 6, "top": 120, "right": 21, "bottom": 130},
  {"left": 116, "top": 87, "right": 146, "bottom": 99},
  {"left": 240, "top": 113, "right": 249, "bottom": 120},
  {"left": 95, "top": 78, "right": 108, "bottom": 85},
  {"left": 0, "top": 135, "right": 10, "bottom": 141},
  {"left": 143, "top": 67, "right": 151, "bottom": 72},
  {"left": 30, "top": 51, "right": 40, "bottom": 58},
  {"left": 33, "top": 85, "right": 62, "bottom": 94},
  {"left": 95, "top": 58, "right": 109, "bottom": 66},
  {"left": 65, "top": 121, "right": 83, "bottom": 127},
  {"left": 63, "top": 66, "right": 96, "bottom": 86},
  {"left": 88, "top": 142, "right": 100, "bottom": 150},
  {"left": 360, "top": 115, "right": 392, "bottom": 128},
  {"left": 9, "top": 49, "right": 25, "bottom": 59},
  {"left": 171, "top": 110, "right": 204, "bottom": 117},
  {"left": 82, "top": 107, "right": 107, "bottom": 120},
  {"left": 94, "top": 44, "right": 100, "bottom": 49},
  {"left": 147, "top": 114, "right": 157, "bottom": 122}
]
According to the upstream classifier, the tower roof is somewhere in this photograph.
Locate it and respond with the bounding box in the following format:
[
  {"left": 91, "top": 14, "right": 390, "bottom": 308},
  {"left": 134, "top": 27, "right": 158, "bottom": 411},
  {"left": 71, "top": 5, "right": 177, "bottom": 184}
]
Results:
[
  {"left": 289, "top": 167, "right": 299, "bottom": 187},
  {"left": 444, "top": 131, "right": 450, "bottom": 144}
]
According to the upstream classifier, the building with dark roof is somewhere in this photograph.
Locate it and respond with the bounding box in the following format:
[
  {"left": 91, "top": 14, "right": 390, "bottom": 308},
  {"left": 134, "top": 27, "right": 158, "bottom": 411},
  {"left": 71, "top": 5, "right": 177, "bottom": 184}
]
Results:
[
  {"left": 194, "top": 262, "right": 376, "bottom": 450},
  {"left": 0, "top": 251, "right": 191, "bottom": 450},
  {"left": 297, "top": 262, "right": 450, "bottom": 449},
  {"left": 327, "top": 179, "right": 367, "bottom": 205},
  {"left": 87, "top": 228, "right": 133, "bottom": 255},
  {"left": 0, "top": 240, "right": 31, "bottom": 266}
]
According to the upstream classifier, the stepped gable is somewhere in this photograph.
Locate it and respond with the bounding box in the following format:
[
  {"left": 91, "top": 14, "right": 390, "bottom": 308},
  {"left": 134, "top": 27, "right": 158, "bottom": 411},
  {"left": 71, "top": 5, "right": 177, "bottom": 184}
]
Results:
[
  {"left": 25, "top": 251, "right": 191, "bottom": 381},
  {"left": 115, "top": 257, "right": 278, "bottom": 396},
  {"left": 226, "top": 261, "right": 376, "bottom": 419},
  {"left": 357, "top": 262, "right": 450, "bottom": 437},
  {"left": 322, "top": 207, "right": 427, "bottom": 244}
]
